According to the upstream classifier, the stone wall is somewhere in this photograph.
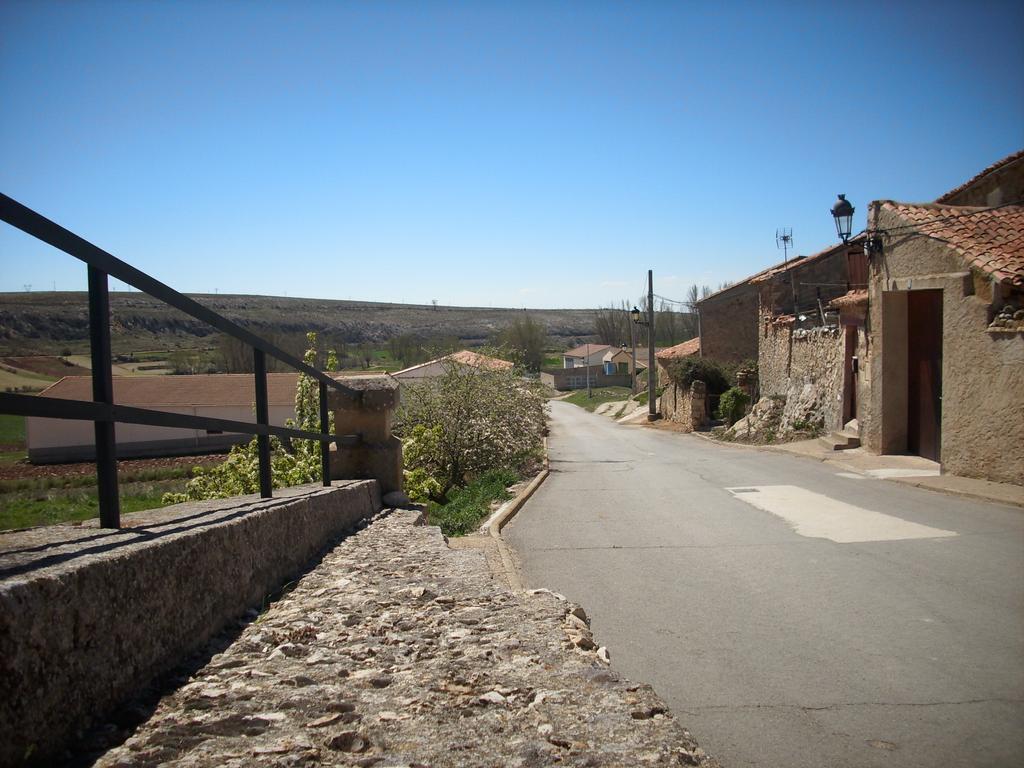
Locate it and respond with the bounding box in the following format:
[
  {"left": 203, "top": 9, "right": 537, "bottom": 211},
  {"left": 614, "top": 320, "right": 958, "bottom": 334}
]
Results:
[
  {"left": 864, "top": 205, "right": 1024, "bottom": 484},
  {"left": 0, "top": 481, "right": 381, "bottom": 765},
  {"left": 660, "top": 380, "right": 707, "bottom": 431},
  {"left": 758, "top": 313, "right": 845, "bottom": 434},
  {"left": 540, "top": 365, "right": 632, "bottom": 391},
  {"left": 697, "top": 282, "right": 759, "bottom": 364}
]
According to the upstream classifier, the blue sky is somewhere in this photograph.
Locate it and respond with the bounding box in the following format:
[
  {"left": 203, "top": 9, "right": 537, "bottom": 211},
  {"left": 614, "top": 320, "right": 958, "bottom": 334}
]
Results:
[{"left": 2, "top": 0, "right": 1022, "bottom": 308}]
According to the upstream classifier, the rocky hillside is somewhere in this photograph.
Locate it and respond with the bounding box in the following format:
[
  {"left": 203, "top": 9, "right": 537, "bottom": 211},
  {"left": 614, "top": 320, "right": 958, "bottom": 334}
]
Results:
[{"left": 0, "top": 292, "right": 600, "bottom": 354}]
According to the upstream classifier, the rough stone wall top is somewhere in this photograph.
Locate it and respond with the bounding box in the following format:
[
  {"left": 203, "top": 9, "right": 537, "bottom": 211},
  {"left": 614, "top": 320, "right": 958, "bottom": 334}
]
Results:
[{"left": 93, "top": 511, "right": 716, "bottom": 768}]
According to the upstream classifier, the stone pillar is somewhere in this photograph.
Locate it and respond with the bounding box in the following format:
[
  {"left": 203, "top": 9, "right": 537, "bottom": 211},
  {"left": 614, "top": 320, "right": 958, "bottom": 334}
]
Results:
[{"left": 328, "top": 376, "right": 403, "bottom": 495}]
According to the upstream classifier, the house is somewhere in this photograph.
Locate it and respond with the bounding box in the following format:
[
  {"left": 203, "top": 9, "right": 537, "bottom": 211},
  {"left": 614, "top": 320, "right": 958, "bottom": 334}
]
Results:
[
  {"left": 601, "top": 346, "right": 651, "bottom": 376},
  {"left": 655, "top": 337, "right": 700, "bottom": 370},
  {"left": 540, "top": 364, "right": 632, "bottom": 391},
  {"left": 752, "top": 237, "right": 867, "bottom": 433},
  {"left": 859, "top": 150, "right": 1024, "bottom": 484},
  {"left": 694, "top": 254, "right": 824, "bottom": 364},
  {"left": 391, "top": 349, "right": 514, "bottom": 381},
  {"left": 27, "top": 373, "right": 303, "bottom": 463},
  {"left": 562, "top": 343, "right": 612, "bottom": 368}
]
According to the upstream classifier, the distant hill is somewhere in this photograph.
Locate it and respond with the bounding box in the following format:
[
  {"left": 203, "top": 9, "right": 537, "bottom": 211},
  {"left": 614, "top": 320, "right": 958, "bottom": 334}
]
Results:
[{"left": 0, "top": 292, "right": 602, "bottom": 354}]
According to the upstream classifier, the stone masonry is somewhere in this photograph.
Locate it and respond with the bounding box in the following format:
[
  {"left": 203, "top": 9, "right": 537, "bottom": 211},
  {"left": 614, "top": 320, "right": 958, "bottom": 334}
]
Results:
[{"left": 93, "top": 510, "right": 717, "bottom": 768}]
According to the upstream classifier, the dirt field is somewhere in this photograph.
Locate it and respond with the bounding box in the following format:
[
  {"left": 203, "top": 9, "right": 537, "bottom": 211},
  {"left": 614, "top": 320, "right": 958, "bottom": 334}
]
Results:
[{"left": 0, "top": 453, "right": 228, "bottom": 482}]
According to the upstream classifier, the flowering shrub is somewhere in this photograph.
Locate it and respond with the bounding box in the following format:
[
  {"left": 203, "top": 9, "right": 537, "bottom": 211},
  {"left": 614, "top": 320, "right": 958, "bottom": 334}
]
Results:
[
  {"left": 395, "top": 361, "right": 547, "bottom": 501},
  {"left": 163, "top": 332, "right": 335, "bottom": 503}
]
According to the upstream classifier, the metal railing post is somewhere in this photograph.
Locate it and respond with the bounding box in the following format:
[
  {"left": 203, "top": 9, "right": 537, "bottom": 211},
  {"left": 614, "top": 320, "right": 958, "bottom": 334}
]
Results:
[
  {"left": 87, "top": 265, "right": 120, "bottom": 528},
  {"left": 253, "top": 349, "right": 273, "bottom": 498},
  {"left": 319, "top": 380, "right": 330, "bottom": 487}
]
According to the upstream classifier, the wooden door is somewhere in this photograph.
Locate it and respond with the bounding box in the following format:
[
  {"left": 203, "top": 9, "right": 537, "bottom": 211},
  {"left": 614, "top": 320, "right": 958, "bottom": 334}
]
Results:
[
  {"left": 907, "top": 290, "right": 942, "bottom": 460},
  {"left": 843, "top": 325, "right": 858, "bottom": 424}
]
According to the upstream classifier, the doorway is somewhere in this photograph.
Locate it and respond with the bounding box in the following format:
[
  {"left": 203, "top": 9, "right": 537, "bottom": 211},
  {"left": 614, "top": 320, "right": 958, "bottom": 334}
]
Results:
[{"left": 906, "top": 290, "right": 942, "bottom": 461}]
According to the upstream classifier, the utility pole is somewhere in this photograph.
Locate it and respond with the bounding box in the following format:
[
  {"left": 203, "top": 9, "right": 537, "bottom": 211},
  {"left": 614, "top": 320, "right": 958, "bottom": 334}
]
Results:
[
  {"left": 587, "top": 345, "right": 592, "bottom": 398},
  {"left": 629, "top": 303, "right": 637, "bottom": 394},
  {"left": 647, "top": 270, "right": 657, "bottom": 421}
]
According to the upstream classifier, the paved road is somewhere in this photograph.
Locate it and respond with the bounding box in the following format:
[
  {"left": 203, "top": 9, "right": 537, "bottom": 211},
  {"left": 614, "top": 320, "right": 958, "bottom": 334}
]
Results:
[{"left": 505, "top": 402, "right": 1024, "bottom": 768}]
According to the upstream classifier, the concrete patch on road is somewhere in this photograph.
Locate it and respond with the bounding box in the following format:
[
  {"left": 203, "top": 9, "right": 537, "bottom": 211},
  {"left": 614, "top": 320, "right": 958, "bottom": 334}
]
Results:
[
  {"left": 863, "top": 467, "right": 942, "bottom": 479},
  {"left": 727, "top": 485, "right": 958, "bottom": 543}
]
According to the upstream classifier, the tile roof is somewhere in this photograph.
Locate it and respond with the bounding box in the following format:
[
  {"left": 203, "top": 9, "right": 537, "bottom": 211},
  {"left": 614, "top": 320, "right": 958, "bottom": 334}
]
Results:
[
  {"left": 447, "top": 350, "right": 515, "bottom": 371},
  {"left": 696, "top": 239, "right": 859, "bottom": 304},
  {"left": 655, "top": 337, "right": 700, "bottom": 361},
  {"left": 392, "top": 350, "right": 514, "bottom": 377},
  {"left": 828, "top": 290, "right": 868, "bottom": 309},
  {"left": 749, "top": 237, "right": 864, "bottom": 284},
  {"left": 935, "top": 149, "right": 1024, "bottom": 204},
  {"left": 39, "top": 373, "right": 304, "bottom": 407},
  {"left": 563, "top": 343, "right": 612, "bottom": 358},
  {"left": 879, "top": 202, "right": 1024, "bottom": 287}
]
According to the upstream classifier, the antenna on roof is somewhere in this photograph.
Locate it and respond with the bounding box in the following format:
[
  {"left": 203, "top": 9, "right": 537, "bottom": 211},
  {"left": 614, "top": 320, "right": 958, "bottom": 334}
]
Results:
[
  {"left": 776, "top": 228, "right": 798, "bottom": 315},
  {"left": 775, "top": 228, "right": 794, "bottom": 261}
]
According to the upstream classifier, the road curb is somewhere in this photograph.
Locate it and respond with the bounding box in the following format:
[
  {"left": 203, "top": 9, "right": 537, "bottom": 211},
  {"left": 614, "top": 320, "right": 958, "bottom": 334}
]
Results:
[{"left": 486, "top": 439, "right": 550, "bottom": 591}]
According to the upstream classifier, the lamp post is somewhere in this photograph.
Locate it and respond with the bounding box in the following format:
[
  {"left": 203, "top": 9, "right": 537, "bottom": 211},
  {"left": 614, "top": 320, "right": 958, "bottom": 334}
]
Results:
[
  {"left": 632, "top": 268, "right": 657, "bottom": 421},
  {"left": 831, "top": 194, "right": 855, "bottom": 243}
]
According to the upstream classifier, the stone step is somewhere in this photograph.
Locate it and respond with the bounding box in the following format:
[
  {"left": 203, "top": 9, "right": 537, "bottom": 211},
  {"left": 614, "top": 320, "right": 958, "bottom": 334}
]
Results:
[{"left": 819, "top": 431, "right": 861, "bottom": 451}]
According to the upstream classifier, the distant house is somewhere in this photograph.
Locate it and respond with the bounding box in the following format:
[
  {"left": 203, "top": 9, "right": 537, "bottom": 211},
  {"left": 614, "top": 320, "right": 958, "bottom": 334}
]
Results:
[
  {"left": 540, "top": 364, "right": 632, "bottom": 392},
  {"left": 27, "top": 373, "right": 303, "bottom": 463},
  {"left": 860, "top": 149, "right": 1024, "bottom": 483},
  {"left": 562, "top": 344, "right": 612, "bottom": 368},
  {"left": 601, "top": 346, "right": 650, "bottom": 376},
  {"left": 391, "top": 350, "right": 514, "bottom": 381}
]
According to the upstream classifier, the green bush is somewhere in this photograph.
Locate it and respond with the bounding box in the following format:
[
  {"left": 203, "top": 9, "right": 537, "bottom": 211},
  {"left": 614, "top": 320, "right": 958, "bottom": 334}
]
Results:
[
  {"left": 428, "top": 468, "right": 518, "bottom": 537},
  {"left": 717, "top": 386, "right": 750, "bottom": 426},
  {"left": 665, "top": 357, "right": 730, "bottom": 396},
  {"left": 396, "top": 362, "right": 546, "bottom": 497}
]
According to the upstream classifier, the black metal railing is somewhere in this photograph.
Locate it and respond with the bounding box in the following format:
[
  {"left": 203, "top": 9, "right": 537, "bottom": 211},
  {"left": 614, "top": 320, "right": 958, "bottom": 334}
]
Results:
[{"left": 0, "top": 193, "right": 360, "bottom": 529}]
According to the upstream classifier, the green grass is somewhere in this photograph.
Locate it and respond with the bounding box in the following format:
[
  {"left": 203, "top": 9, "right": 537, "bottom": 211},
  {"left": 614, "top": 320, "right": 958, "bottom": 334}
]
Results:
[
  {"left": 0, "top": 414, "right": 26, "bottom": 445},
  {"left": 0, "top": 480, "right": 183, "bottom": 530},
  {"left": 0, "top": 464, "right": 198, "bottom": 494},
  {"left": 562, "top": 386, "right": 633, "bottom": 412},
  {"left": 0, "top": 414, "right": 27, "bottom": 465},
  {"left": 427, "top": 468, "right": 518, "bottom": 537}
]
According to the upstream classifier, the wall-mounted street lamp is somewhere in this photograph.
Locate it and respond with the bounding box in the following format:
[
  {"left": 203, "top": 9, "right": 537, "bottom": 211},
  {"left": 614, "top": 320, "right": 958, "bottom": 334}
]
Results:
[
  {"left": 631, "top": 306, "right": 648, "bottom": 326},
  {"left": 831, "top": 193, "right": 884, "bottom": 257},
  {"left": 831, "top": 194, "right": 855, "bottom": 243}
]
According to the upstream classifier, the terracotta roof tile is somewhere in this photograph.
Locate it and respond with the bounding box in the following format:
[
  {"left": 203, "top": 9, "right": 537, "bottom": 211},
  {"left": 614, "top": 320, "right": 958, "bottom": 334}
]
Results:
[
  {"left": 392, "top": 350, "right": 514, "bottom": 376},
  {"left": 879, "top": 202, "right": 1024, "bottom": 287},
  {"left": 655, "top": 337, "right": 700, "bottom": 361},
  {"left": 935, "top": 149, "right": 1024, "bottom": 204},
  {"left": 447, "top": 350, "right": 514, "bottom": 371},
  {"left": 563, "top": 343, "right": 612, "bottom": 358},
  {"left": 828, "top": 290, "right": 868, "bottom": 309}
]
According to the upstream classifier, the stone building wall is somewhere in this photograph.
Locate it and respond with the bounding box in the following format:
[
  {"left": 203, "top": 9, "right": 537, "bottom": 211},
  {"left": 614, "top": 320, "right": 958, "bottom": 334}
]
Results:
[
  {"left": 864, "top": 204, "right": 1024, "bottom": 485},
  {"left": 782, "top": 326, "right": 845, "bottom": 433},
  {"left": 697, "top": 282, "right": 759, "bottom": 364},
  {"left": 757, "top": 314, "right": 792, "bottom": 397},
  {"left": 757, "top": 313, "right": 845, "bottom": 434},
  {"left": 759, "top": 247, "right": 859, "bottom": 319}
]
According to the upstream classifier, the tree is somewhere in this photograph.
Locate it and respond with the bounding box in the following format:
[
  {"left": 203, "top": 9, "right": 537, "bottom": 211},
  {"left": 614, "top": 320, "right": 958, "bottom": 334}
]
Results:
[
  {"left": 497, "top": 315, "right": 548, "bottom": 372},
  {"left": 395, "top": 361, "right": 547, "bottom": 500},
  {"left": 594, "top": 301, "right": 631, "bottom": 346}
]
